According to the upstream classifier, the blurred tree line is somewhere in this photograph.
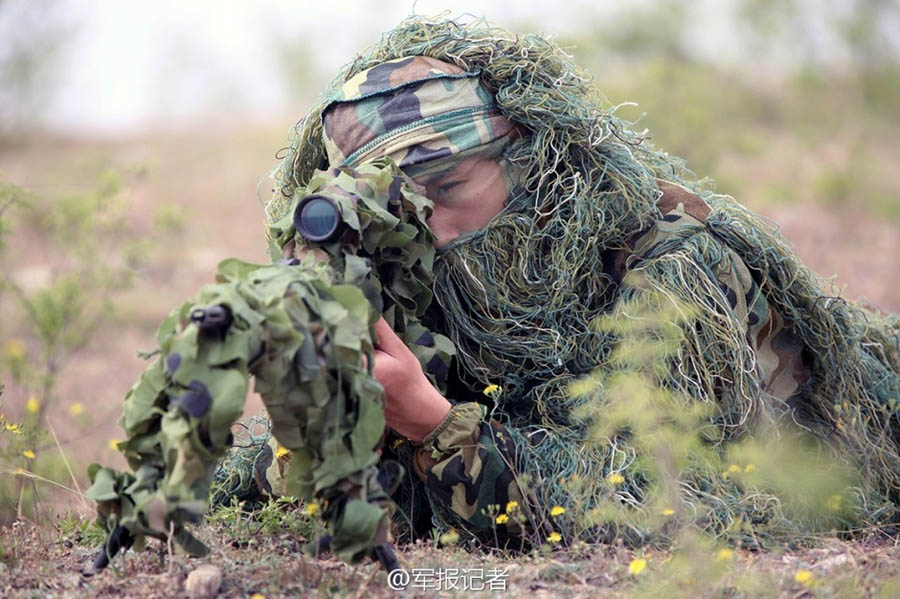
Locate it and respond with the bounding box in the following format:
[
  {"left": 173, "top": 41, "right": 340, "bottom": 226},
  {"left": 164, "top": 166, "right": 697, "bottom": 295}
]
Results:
[
  {"left": 0, "top": 0, "right": 71, "bottom": 140},
  {"left": 3, "top": 0, "right": 897, "bottom": 154},
  {"left": 552, "top": 0, "right": 900, "bottom": 218}
]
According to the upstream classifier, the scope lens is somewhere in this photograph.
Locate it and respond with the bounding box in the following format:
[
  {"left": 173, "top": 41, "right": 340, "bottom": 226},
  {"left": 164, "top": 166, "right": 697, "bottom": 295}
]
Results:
[{"left": 295, "top": 196, "right": 340, "bottom": 242}]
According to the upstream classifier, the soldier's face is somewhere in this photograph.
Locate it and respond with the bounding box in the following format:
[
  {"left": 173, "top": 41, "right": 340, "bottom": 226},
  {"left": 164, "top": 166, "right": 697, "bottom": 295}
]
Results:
[{"left": 409, "top": 156, "right": 508, "bottom": 248}]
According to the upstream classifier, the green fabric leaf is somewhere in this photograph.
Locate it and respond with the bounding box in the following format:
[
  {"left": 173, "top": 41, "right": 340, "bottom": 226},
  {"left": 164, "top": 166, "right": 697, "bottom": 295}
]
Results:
[
  {"left": 330, "top": 499, "right": 385, "bottom": 563},
  {"left": 85, "top": 467, "right": 121, "bottom": 502}
]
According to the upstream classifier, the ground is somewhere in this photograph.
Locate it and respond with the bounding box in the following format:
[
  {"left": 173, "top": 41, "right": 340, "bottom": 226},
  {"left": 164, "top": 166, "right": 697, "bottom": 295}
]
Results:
[{"left": 4, "top": 517, "right": 900, "bottom": 598}]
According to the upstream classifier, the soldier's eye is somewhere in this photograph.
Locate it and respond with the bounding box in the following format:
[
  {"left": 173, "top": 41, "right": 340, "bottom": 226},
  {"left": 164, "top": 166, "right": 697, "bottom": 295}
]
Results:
[{"left": 436, "top": 181, "right": 462, "bottom": 195}]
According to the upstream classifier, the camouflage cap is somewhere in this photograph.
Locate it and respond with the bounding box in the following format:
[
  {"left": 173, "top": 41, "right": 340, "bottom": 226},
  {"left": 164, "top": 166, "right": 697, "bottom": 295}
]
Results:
[{"left": 322, "top": 56, "right": 516, "bottom": 168}]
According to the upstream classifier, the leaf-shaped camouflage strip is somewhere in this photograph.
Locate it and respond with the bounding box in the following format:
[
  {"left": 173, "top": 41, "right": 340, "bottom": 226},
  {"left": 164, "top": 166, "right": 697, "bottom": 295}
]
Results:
[{"left": 88, "top": 159, "right": 458, "bottom": 569}]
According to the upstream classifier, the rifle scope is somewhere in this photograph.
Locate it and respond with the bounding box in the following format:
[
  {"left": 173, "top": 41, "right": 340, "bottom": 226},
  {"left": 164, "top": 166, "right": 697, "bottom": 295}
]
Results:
[{"left": 294, "top": 195, "right": 343, "bottom": 242}]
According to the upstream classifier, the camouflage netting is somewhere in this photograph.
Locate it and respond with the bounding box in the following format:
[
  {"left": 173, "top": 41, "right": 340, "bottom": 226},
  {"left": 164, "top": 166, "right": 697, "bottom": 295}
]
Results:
[
  {"left": 210, "top": 416, "right": 273, "bottom": 509},
  {"left": 86, "top": 160, "right": 460, "bottom": 570},
  {"left": 262, "top": 15, "right": 900, "bottom": 546}
]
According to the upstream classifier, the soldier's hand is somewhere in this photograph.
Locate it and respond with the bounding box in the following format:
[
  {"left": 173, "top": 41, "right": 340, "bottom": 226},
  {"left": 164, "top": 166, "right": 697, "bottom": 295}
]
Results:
[{"left": 372, "top": 317, "right": 452, "bottom": 441}]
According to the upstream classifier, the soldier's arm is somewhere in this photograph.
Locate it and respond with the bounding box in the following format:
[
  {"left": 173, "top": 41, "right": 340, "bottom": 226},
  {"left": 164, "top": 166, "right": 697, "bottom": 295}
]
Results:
[{"left": 409, "top": 401, "right": 548, "bottom": 544}]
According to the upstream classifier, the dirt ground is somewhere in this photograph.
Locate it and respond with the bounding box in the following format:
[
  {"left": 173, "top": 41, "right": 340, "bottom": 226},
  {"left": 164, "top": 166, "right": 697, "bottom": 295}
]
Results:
[{"left": 3, "top": 519, "right": 900, "bottom": 598}]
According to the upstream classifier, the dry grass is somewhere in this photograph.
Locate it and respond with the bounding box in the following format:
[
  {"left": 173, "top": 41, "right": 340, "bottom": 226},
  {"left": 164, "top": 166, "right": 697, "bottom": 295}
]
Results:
[{"left": 3, "top": 520, "right": 900, "bottom": 598}]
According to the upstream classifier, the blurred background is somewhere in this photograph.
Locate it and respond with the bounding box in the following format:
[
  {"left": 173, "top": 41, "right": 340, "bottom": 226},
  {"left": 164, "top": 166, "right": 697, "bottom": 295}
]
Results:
[{"left": 0, "top": 0, "right": 898, "bottom": 522}]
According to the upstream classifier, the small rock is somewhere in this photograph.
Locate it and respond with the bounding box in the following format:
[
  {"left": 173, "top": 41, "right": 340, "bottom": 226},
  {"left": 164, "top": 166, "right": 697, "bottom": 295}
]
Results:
[
  {"left": 184, "top": 564, "right": 223, "bottom": 599},
  {"left": 817, "top": 553, "right": 850, "bottom": 571}
]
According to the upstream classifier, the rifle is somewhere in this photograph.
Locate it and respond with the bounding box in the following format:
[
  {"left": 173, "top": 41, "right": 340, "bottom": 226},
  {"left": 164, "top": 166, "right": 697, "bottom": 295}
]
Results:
[{"left": 83, "top": 158, "right": 455, "bottom": 577}]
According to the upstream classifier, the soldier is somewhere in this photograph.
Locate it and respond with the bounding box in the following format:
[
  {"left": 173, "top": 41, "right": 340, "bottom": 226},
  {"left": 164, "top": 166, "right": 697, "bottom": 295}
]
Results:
[
  {"left": 259, "top": 15, "right": 900, "bottom": 548},
  {"left": 90, "top": 16, "right": 900, "bottom": 570}
]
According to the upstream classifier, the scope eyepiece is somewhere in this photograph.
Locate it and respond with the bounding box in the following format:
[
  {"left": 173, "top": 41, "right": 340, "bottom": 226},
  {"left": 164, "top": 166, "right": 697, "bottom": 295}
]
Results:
[{"left": 294, "top": 195, "right": 343, "bottom": 243}]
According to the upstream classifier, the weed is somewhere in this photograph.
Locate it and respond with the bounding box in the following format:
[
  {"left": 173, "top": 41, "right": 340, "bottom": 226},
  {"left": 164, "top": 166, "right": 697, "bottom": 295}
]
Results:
[{"left": 56, "top": 513, "right": 105, "bottom": 548}]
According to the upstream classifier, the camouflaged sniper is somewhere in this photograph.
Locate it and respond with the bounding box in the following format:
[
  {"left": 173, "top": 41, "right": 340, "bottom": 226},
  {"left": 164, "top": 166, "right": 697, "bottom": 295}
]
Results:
[
  {"left": 85, "top": 158, "right": 456, "bottom": 570},
  {"left": 266, "top": 17, "right": 900, "bottom": 550}
]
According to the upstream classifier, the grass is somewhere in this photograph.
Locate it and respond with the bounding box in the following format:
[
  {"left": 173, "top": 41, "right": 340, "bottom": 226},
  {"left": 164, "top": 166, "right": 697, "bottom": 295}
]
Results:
[{"left": 2, "top": 509, "right": 900, "bottom": 598}]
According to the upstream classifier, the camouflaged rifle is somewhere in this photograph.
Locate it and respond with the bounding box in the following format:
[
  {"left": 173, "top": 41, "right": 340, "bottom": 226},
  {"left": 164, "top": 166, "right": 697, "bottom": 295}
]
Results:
[{"left": 83, "top": 158, "right": 455, "bottom": 576}]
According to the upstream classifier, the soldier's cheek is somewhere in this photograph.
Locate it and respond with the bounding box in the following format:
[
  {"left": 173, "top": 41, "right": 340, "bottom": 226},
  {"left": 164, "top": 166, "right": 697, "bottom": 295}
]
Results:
[{"left": 426, "top": 210, "right": 458, "bottom": 248}]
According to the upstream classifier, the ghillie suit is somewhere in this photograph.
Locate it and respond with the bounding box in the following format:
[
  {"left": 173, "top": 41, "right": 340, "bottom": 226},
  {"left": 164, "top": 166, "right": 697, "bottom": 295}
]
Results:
[
  {"left": 84, "top": 160, "right": 455, "bottom": 573},
  {"left": 256, "top": 15, "right": 900, "bottom": 549}
]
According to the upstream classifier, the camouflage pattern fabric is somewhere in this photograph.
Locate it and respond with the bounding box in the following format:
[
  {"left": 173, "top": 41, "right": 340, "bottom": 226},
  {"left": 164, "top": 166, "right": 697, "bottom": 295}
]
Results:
[
  {"left": 254, "top": 62, "right": 815, "bottom": 543},
  {"left": 269, "top": 162, "right": 455, "bottom": 383},
  {"left": 411, "top": 402, "right": 537, "bottom": 539},
  {"left": 629, "top": 181, "right": 810, "bottom": 403},
  {"left": 322, "top": 56, "right": 516, "bottom": 169},
  {"left": 87, "top": 159, "right": 455, "bottom": 565}
]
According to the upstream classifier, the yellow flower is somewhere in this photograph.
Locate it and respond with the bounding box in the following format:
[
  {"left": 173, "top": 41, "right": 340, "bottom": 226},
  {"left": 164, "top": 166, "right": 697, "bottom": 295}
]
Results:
[
  {"left": 794, "top": 570, "right": 814, "bottom": 587},
  {"left": 439, "top": 529, "right": 460, "bottom": 545},
  {"left": 26, "top": 397, "right": 40, "bottom": 414},
  {"left": 250, "top": 594, "right": 266, "bottom": 599},
  {"left": 69, "top": 403, "right": 85, "bottom": 416},
  {"left": 304, "top": 502, "right": 321, "bottom": 517},
  {"left": 22, "top": 449, "right": 35, "bottom": 459},
  {"left": 275, "top": 445, "right": 291, "bottom": 459},
  {"left": 506, "top": 500, "right": 519, "bottom": 513},
  {"left": 495, "top": 513, "right": 509, "bottom": 525},
  {"left": 3, "top": 338, "right": 25, "bottom": 359},
  {"left": 482, "top": 384, "right": 502, "bottom": 399},
  {"left": 547, "top": 531, "right": 562, "bottom": 544},
  {"left": 627, "top": 558, "right": 647, "bottom": 575},
  {"left": 550, "top": 505, "right": 566, "bottom": 517},
  {"left": 107, "top": 439, "right": 121, "bottom": 451},
  {"left": 721, "top": 464, "right": 745, "bottom": 479},
  {"left": 5, "top": 421, "right": 23, "bottom": 435},
  {"left": 715, "top": 548, "right": 734, "bottom": 561},
  {"left": 825, "top": 494, "right": 842, "bottom": 512},
  {"left": 606, "top": 473, "right": 625, "bottom": 485},
  {"left": 743, "top": 464, "right": 757, "bottom": 473},
  {"left": 661, "top": 508, "right": 675, "bottom": 516}
]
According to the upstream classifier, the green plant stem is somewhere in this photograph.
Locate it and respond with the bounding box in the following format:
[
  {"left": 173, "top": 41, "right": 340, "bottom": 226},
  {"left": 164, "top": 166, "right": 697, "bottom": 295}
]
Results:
[
  {"left": 2, "top": 468, "right": 89, "bottom": 500},
  {"left": 45, "top": 417, "right": 88, "bottom": 513}
]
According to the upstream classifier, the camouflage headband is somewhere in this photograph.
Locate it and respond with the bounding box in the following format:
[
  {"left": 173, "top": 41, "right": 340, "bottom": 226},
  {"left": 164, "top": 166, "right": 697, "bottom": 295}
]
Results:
[{"left": 322, "top": 56, "right": 516, "bottom": 169}]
